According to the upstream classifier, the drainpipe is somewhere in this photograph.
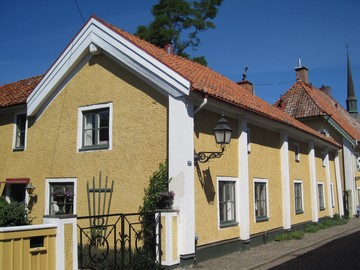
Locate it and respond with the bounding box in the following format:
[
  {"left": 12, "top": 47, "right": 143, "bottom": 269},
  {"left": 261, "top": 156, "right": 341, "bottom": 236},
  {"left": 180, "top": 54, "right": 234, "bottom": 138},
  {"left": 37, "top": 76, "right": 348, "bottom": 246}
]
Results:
[{"left": 194, "top": 95, "right": 208, "bottom": 115}]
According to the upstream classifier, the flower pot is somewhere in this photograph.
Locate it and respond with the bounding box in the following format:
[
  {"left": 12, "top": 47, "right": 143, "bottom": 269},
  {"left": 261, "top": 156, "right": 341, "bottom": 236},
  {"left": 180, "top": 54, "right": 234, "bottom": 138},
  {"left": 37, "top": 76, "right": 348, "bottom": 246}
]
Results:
[
  {"left": 54, "top": 194, "right": 65, "bottom": 214},
  {"left": 158, "top": 194, "right": 174, "bottom": 209}
]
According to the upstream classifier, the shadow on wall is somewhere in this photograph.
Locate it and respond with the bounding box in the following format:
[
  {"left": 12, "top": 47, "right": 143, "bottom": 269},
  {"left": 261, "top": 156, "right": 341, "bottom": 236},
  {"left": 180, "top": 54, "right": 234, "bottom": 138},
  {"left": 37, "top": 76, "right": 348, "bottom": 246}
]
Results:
[{"left": 195, "top": 162, "right": 215, "bottom": 204}]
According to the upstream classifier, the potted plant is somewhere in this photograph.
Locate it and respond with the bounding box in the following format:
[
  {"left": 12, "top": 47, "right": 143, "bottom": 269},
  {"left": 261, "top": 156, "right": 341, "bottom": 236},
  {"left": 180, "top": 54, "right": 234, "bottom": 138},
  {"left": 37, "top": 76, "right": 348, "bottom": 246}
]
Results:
[{"left": 157, "top": 191, "right": 175, "bottom": 209}]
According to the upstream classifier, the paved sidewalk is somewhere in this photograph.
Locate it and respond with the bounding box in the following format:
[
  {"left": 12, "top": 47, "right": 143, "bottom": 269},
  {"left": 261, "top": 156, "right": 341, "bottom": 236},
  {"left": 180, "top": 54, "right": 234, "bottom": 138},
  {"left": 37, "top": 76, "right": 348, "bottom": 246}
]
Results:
[{"left": 181, "top": 218, "right": 360, "bottom": 270}]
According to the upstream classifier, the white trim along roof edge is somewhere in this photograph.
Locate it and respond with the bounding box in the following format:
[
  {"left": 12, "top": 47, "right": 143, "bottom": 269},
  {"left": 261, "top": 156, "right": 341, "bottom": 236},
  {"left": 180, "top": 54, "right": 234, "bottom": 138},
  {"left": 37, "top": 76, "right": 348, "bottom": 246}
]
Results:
[{"left": 27, "top": 17, "right": 190, "bottom": 116}]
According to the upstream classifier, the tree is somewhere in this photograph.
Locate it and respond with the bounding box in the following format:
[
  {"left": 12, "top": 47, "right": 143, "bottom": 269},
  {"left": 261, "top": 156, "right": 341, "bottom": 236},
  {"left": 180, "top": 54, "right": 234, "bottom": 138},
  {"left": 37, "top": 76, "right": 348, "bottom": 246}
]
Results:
[{"left": 135, "top": 0, "right": 223, "bottom": 66}]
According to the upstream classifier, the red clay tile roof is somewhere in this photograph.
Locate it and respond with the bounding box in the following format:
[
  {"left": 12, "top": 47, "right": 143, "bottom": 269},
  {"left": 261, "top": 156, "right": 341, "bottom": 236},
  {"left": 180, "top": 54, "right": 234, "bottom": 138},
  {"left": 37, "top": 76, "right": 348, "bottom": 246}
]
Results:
[
  {"left": 96, "top": 17, "right": 339, "bottom": 147},
  {"left": 0, "top": 16, "right": 339, "bottom": 147},
  {"left": 274, "top": 81, "right": 360, "bottom": 141},
  {"left": 0, "top": 75, "right": 43, "bottom": 108}
]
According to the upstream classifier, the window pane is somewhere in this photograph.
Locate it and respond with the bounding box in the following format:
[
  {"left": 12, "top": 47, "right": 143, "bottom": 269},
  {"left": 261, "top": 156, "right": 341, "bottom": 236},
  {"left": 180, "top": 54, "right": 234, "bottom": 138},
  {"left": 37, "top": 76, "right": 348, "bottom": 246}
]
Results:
[
  {"left": 49, "top": 183, "right": 74, "bottom": 215},
  {"left": 99, "top": 111, "right": 109, "bottom": 128},
  {"left": 15, "top": 115, "right": 26, "bottom": 148},
  {"left": 255, "top": 183, "right": 267, "bottom": 218},
  {"left": 98, "top": 128, "right": 109, "bottom": 145},
  {"left": 84, "top": 129, "right": 95, "bottom": 146},
  {"left": 219, "top": 181, "right": 236, "bottom": 225},
  {"left": 84, "top": 113, "right": 95, "bottom": 129},
  {"left": 295, "top": 183, "right": 302, "bottom": 212},
  {"left": 82, "top": 108, "right": 109, "bottom": 149}
]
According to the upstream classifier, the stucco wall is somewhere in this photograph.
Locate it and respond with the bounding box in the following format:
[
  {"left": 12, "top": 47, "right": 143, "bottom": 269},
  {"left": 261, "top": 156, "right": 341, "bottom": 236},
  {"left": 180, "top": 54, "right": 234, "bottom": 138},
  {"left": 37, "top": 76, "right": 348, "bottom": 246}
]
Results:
[
  {"left": 194, "top": 110, "right": 239, "bottom": 246},
  {"left": 288, "top": 138, "right": 312, "bottom": 224},
  {"left": 248, "top": 124, "right": 282, "bottom": 235},
  {"left": 0, "top": 54, "right": 168, "bottom": 221}
]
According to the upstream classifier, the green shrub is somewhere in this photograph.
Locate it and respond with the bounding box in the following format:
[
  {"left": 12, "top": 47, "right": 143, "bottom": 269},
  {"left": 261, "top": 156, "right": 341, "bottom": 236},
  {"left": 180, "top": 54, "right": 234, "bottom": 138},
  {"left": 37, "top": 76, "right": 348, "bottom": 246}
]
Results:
[
  {"left": 0, "top": 197, "right": 31, "bottom": 227},
  {"left": 305, "top": 224, "right": 320, "bottom": 233},
  {"left": 291, "top": 230, "right": 305, "bottom": 240},
  {"left": 275, "top": 230, "right": 304, "bottom": 241},
  {"left": 139, "top": 162, "right": 169, "bottom": 213}
]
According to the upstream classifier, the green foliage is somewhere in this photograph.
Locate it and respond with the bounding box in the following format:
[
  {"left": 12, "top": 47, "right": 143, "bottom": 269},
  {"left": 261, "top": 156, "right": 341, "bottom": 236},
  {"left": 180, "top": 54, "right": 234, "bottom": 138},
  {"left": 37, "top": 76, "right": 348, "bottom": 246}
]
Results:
[
  {"left": 276, "top": 215, "right": 348, "bottom": 241},
  {"left": 135, "top": 0, "right": 223, "bottom": 65},
  {"left": 0, "top": 197, "right": 31, "bottom": 227},
  {"left": 139, "top": 162, "right": 169, "bottom": 213},
  {"left": 305, "top": 215, "right": 348, "bottom": 234},
  {"left": 305, "top": 224, "right": 320, "bottom": 233},
  {"left": 274, "top": 230, "right": 304, "bottom": 241}
]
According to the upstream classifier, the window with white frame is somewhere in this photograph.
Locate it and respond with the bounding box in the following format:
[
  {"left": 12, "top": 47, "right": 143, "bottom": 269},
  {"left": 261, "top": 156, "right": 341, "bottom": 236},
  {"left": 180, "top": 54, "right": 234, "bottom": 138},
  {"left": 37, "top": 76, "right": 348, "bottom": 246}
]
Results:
[
  {"left": 218, "top": 179, "right": 237, "bottom": 228},
  {"left": 294, "top": 181, "right": 304, "bottom": 214},
  {"left": 357, "top": 188, "right": 360, "bottom": 209},
  {"left": 294, "top": 143, "right": 300, "bottom": 162},
  {"left": 330, "top": 183, "right": 335, "bottom": 208},
  {"left": 78, "top": 103, "right": 112, "bottom": 151},
  {"left": 254, "top": 179, "right": 269, "bottom": 221},
  {"left": 14, "top": 113, "right": 26, "bottom": 150},
  {"left": 318, "top": 182, "right": 325, "bottom": 210},
  {"left": 46, "top": 179, "right": 76, "bottom": 216},
  {"left": 356, "top": 154, "right": 360, "bottom": 172}
]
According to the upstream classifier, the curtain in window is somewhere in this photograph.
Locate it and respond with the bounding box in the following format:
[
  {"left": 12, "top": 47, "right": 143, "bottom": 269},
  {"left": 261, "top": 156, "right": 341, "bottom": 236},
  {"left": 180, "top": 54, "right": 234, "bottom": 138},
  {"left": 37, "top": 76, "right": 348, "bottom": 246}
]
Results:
[
  {"left": 255, "top": 183, "right": 267, "bottom": 217},
  {"left": 219, "top": 182, "right": 235, "bottom": 223}
]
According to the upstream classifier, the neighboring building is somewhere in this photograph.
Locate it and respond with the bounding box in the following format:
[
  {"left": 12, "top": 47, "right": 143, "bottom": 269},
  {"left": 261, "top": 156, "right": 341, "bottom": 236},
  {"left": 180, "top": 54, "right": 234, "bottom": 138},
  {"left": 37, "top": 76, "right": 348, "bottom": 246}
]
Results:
[
  {"left": 0, "top": 16, "right": 344, "bottom": 266},
  {"left": 275, "top": 61, "right": 360, "bottom": 218}
]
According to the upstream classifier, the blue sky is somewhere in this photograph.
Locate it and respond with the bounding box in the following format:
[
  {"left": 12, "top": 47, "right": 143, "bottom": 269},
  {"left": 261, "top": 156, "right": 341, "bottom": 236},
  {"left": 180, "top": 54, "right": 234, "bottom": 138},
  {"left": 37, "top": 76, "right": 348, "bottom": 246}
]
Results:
[{"left": 1, "top": 0, "right": 359, "bottom": 107}]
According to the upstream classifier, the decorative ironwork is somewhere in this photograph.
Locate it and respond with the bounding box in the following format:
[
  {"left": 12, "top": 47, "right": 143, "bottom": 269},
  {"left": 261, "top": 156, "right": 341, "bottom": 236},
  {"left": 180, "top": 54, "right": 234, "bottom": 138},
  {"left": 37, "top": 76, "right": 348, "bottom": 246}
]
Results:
[
  {"left": 194, "top": 116, "right": 232, "bottom": 163},
  {"left": 77, "top": 212, "right": 161, "bottom": 270},
  {"left": 194, "top": 148, "right": 224, "bottom": 163}
]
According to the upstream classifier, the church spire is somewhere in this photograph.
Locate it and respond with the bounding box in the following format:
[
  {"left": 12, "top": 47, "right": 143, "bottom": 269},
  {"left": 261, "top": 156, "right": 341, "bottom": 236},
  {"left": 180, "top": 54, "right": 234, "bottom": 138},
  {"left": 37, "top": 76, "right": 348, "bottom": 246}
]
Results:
[{"left": 346, "top": 46, "right": 358, "bottom": 114}]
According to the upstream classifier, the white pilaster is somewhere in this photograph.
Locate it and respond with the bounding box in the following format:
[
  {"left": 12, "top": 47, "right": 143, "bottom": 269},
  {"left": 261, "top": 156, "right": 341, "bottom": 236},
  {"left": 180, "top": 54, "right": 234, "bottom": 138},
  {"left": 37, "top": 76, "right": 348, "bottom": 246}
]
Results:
[
  {"left": 238, "top": 119, "right": 250, "bottom": 240},
  {"left": 168, "top": 95, "right": 195, "bottom": 261},
  {"left": 308, "top": 142, "right": 318, "bottom": 222},
  {"left": 280, "top": 132, "right": 291, "bottom": 229},
  {"left": 43, "top": 217, "right": 78, "bottom": 270},
  {"left": 324, "top": 150, "right": 333, "bottom": 217},
  {"left": 334, "top": 151, "right": 344, "bottom": 216},
  {"left": 343, "top": 138, "right": 356, "bottom": 216}
]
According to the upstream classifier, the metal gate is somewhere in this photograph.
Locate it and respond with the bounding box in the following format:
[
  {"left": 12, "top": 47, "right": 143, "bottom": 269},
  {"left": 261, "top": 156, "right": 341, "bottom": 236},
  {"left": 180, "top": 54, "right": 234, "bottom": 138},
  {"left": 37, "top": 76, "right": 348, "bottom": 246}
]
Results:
[{"left": 77, "top": 212, "right": 162, "bottom": 270}]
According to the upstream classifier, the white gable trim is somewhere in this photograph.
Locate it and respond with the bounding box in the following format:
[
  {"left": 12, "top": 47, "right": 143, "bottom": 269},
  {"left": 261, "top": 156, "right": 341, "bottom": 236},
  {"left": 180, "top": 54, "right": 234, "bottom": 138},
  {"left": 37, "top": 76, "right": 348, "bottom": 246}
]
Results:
[{"left": 27, "top": 17, "right": 190, "bottom": 116}]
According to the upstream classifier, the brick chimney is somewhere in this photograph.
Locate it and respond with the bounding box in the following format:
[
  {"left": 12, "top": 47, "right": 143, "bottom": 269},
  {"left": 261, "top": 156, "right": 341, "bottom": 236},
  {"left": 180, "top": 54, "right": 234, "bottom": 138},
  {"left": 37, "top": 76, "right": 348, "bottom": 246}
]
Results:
[
  {"left": 237, "top": 80, "right": 254, "bottom": 95},
  {"left": 319, "top": 85, "right": 332, "bottom": 96},
  {"left": 295, "top": 59, "right": 309, "bottom": 83},
  {"left": 164, "top": 43, "right": 174, "bottom": 55},
  {"left": 237, "top": 66, "right": 254, "bottom": 94}
]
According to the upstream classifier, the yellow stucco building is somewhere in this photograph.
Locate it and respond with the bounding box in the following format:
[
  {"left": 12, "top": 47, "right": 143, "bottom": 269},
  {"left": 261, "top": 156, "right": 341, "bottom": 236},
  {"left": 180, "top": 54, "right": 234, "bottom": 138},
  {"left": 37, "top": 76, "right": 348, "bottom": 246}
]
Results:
[{"left": 0, "top": 16, "right": 344, "bottom": 268}]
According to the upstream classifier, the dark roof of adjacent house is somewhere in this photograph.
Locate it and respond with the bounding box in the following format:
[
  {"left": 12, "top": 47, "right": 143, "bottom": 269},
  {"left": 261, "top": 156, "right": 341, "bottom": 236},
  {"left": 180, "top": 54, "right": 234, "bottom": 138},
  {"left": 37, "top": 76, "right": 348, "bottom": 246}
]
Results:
[
  {"left": 274, "top": 80, "right": 360, "bottom": 142},
  {"left": 0, "top": 16, "right": 339, "bottom": 147},
  {"left": 0, "top": 75, "right": 43, "bottom": 109}
]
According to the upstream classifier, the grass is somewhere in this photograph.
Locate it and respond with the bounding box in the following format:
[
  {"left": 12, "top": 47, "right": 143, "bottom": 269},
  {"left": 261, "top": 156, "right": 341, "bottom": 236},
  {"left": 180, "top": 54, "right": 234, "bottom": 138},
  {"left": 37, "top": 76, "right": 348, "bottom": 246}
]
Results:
[{"left": 275, "top": 214, "right": 348, "bottom": 242}]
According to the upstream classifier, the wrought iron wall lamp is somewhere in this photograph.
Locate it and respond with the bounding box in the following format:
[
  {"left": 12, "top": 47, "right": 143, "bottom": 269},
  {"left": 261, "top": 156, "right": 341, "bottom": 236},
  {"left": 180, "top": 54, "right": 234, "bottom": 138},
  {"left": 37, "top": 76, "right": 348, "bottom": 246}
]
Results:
[
  {"left": 25, "top": 182, "right": 36, "bottom": 196},
  {"left": 194, "top": 116, "right": 233, "bottom": 163}
]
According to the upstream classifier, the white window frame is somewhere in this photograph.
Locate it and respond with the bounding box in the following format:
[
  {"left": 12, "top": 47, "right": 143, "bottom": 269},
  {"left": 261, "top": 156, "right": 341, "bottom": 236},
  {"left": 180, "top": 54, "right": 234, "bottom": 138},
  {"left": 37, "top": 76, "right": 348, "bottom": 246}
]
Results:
[
  {"left": 217, "top": 177, "right": 238, "bottom": 229},
  {"left": 254, "top": 178, "right": 269, "bottom": 222},
  {"left": 355, "top": 153, "right": 360, "bottom": 172},
  {"left": 330, "top": 183, "right": 335, "bottom": 208},
  {"left": 318, "top": 182, "right": 326, "bottom": 210},
  {"left": 294, "top": 143, "right": 300, "bottom": 162},
  {"left": 77, "top": 103, "right": 113, "bottom": 152},
  {"left": 45, "top": 178, "right": 77, "bottom": 215},
  {"left": 12, "top": 112, "right": 28, "bottom": 151},
  {"left": 294, "top": 180, "right": 304, "bottom": 214}
]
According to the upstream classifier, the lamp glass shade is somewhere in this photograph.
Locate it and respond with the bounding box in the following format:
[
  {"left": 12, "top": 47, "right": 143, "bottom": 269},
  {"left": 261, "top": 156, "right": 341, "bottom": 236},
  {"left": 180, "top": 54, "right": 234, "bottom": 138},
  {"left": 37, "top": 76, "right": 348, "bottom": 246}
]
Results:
[
  {"left": 26, "top": 183, "right": 36, "bottom": 195},
  {"left": 213, "top": 117, "right": 232, "bottom": 145}
]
